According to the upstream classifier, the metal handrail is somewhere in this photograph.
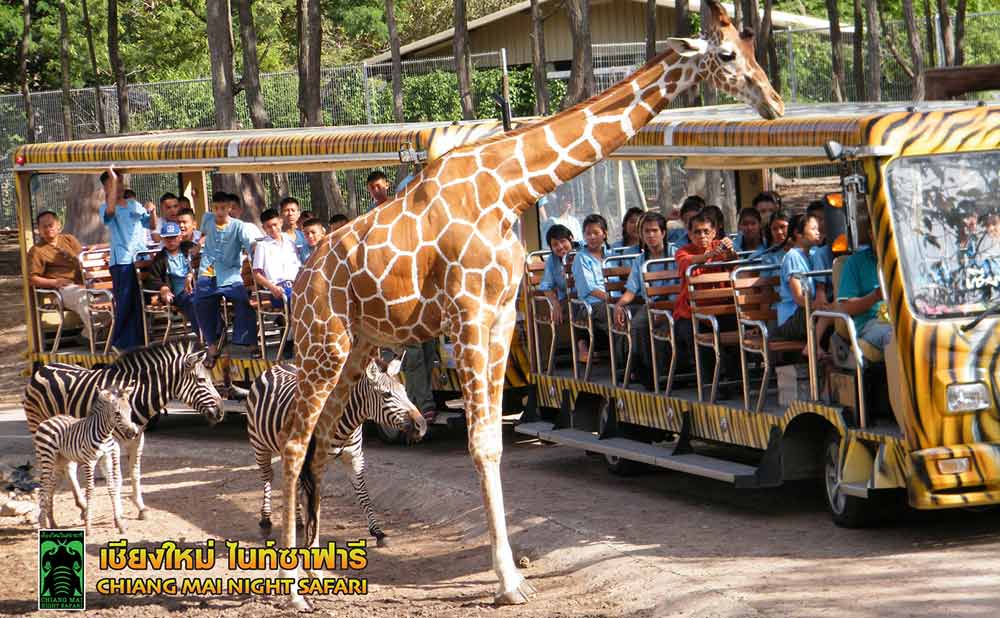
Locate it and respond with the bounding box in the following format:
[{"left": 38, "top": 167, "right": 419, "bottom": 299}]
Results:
[
  {"left": 730, "top": 263, "right": 781, "bottom": 411},
  {"left": 793, "top": 269, "right": 833, "bottom": 403},
  {"left": 812, "top": 309, "right": 868, "bottom": 428}
]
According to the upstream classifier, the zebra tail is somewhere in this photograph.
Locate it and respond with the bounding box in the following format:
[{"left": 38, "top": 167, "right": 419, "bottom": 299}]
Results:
[{"left": 300, "top": 433, "right": 319, "bottom": 544}]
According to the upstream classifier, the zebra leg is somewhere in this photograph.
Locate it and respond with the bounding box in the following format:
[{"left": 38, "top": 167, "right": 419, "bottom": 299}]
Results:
[
  {"left": 36, "top": 454, "right": 55, "bottom": 528},
  {"left": 343, "top": 445, "right": 387, "bottom": 547},
  {"left": 256, "top": 451, "right": 273, "bottom": 533},
  {"left": 106, "top": 444, "right": 127, "bottom": 533},
  {"left": 64, "top": 460, "right": 86, "bottom": 517},
  {"left": 84, "top": 460, "right": 96, "bottom": 534},
  {"left": 125, "top": 432, "right": 148, "bottom": 519}
]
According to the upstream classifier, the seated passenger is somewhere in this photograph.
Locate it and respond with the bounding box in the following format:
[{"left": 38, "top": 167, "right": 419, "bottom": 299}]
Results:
[
  {"left": 759, "top": 210, "right": 791, "bottom": 266},
  {"left": 733, "top": 207, "right": 766, "bottom": 256},
  {"left": 611, "top": 207, "right": 643, "bottom": 254},
  {"left": 572, "top": 214, "right": 610, "bottom": 364},
  {"left": 176, "top": 207, "right": 202, "bottom": 244},
  {"left": 807, "top": 200, "right": 834, "bottom": 299},
  {"left": 980, "top": 213, "right": 1000, "bottom": 257},
  {"left": 668, "top": 195, "right": 705, "bottom": 247},
  {"left": 298, "top": 211, "right": 314, "bottom": 228},
  {"left": 613, "top": 212, "right": 671, "bottom": 390},
  {"left": 329, "top": 213, "right": 350, "bottom": 232},
  {"left": 279, "top": 197, "right": 308, "bottom": 262},
  {"left": 194, "top": 192, "right": 260, "bottom": 357},
  {"left": 29, "top": 211, "right": 95, "bottom": 342},
  {"left": 145, "top": 222, "right": 199, "bottom": 331},
  {"left": 252, "top": 208, "right": 302, "bottom": 310},
  {"left": 837, "top": 212, "right": 892, "bottom": 351},
  {"left": 752, "top": 191, "right": 782, "bottom": 226},
  {"left": 539, "top": 224, "right": 575, "bottom": 326},
  {"left": 702, "top": 204, "right": 727, "bottom": 240},
  {"left": 674, "top": 213, "right": 738, "bottom": 376},
  {"left": 774, "top": 214, "right": 832, "bottom": 351},
  {"left": 543, "top": 192, "right": 584, "bottom": 242},
  {"left": 300, "top": 217, "right": 328, "bottom": 262}
]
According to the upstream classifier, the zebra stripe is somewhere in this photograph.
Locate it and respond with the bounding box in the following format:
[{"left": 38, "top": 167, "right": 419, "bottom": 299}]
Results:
[
  {"left": 22, "top": 340, "right": 224, "bottom": 518},
  {"left": 245, "top": 360, "right": 423, "bottom": 544},
  {"left": 33, "top": 386, "right": 140, "bottom": 533}
]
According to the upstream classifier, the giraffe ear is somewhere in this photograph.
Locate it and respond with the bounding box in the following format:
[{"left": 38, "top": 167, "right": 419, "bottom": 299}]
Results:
[
  {"left": 664, "top": 37, "right": 707, "bottom": 58},
  {"left": 703, "top": 0, "right": 733, "bottom": 30}
]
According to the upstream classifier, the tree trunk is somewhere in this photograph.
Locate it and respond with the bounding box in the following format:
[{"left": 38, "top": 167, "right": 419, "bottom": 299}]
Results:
[
  {"left": 922, "top": 0, "right": 936, "bottom": 68},
  {"left": 954, "top": 0, "right": 967, "bottom": 67},
  {"left": 206, "top": 0, "right": 239, "bottom": 195},
  {"left": 864, "top": 0, "right": 881, "bottom": 101},
  {"left": 236, "top": 0, "right": 288, "bottom": 201},
  {"left": 852, "top": 0, "right": 865, "bottom": 101},
  {"left": 81, "top": 0, "right": 106, "bottom": 135},
  {"left": 824, "top": 0, "right": 845, "bottom": 102},
  {"left": 901, "top": 0, "right": 925, "bottom": 101},
  {"left": 385, "top": 0, "right": 405, "bottom": 123},
  {"left": 19, "top": 0, "right": 35, "bottom": 144},
  {"left": 936, "top": 0, "right": 955, "bottom": 67},
  {"left": 64, "top": 175, "right": 109, "bottom": 245},
  {"left": 646, "top": 0, "right": 669, "bottom": 212},
  {"left": 757, "top": 0, "right": 772, "bottom": 74},
  {"left": 529, "top": 0, "right": 548, "bottom": 115},
  {"left": 108, "top": 0, "right": 129, "bottom": 133},
  {"left": 645, "top": 0, "right": 657, "bottom": 62},
  {"left": 699, "top": 2, "right": 722, "bottom": 212},
  {"left": 675, "top": 0, "right": 695, "bottom": 106},
  {"left": 454, "top": 0, "right": 474, "bottom": 120},
  {"left": 563, "top": 0, "right": 595, "bottom": 109},
  {"left": 297, "top": 0, "right": 344, "bottom": 219},
  {"left": 57, "top": 0, "right": 73, "bottom": 141}
]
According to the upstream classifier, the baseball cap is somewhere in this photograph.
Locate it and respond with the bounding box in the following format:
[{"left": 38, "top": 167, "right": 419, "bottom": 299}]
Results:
[{"left": 161, "top": 221, "right": 182, "bottom": 238}]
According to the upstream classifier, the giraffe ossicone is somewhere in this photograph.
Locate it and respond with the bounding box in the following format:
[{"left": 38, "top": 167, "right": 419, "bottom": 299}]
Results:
[{"left": 279, "top": 0, "right": 783, "bottom": 610}]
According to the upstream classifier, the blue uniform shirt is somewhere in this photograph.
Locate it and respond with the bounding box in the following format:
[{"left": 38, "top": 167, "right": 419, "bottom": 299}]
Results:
[
  {"left": 777, "top": 247, "right": 815, "bottom": 326},
  {"left": 625, "top": 252, "right": 671, "bottom": 300},
  {"left": 199, "top": 219, "right": 259, "bottom": 287},
  {"left": 667, "top": 228, "right": 689, "bottom": 247},
  {"left": 572, "top": 249, "right": 606, "bottom": 305},
  {"left": 100, "top": 199, "right": 150, "bottom": 266},
  {"left": 759, "top": 246, "right": 786, "bottom": 267},
  {"left": 166, "top": 251, "right": 190, "bottom": 295},
  {"left": 538, "top": 253, "right": 568, "bottom": 301}
]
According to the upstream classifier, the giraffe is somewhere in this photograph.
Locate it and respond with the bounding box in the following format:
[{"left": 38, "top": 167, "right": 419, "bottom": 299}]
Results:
[{"left": 280, "top": 0, "right": 783, "bottom": 610}]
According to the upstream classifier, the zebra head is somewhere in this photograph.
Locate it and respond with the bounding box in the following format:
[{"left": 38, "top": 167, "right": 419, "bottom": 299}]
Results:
[
  {"left": 365, "top": 356, "right": 427, "bottom": 442},
  {"left": 177, "top": 348, "right": 226, "bottom": 426},
  {"left": 98, "top": 384, "right": 140, "bottom": 440}
]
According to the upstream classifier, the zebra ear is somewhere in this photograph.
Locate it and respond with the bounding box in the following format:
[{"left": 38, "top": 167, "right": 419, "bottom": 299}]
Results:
[
  {"left": 187, "top": 350, "right": 207, "bottom": 368},
  {"left": 386, "top": 358, "right": 402, "bottom": 377},
  {"left": 365, "top": 360, "right": 380, "bottom": 381}
]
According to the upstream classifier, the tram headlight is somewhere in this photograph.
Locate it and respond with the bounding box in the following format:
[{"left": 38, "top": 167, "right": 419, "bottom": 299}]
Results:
[{"left": 945, "top": 382, "right": 991, "bottom": 414}]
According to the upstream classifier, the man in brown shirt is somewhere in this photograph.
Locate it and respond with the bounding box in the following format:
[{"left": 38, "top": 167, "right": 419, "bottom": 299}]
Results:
[{"left": 29, "top": 211, "right": 94, "bottom": 341}]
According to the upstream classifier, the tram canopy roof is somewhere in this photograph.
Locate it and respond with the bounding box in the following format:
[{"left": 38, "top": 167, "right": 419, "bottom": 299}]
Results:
[{"left": 11, "top": 100, "right": 987, "bottom": 174}]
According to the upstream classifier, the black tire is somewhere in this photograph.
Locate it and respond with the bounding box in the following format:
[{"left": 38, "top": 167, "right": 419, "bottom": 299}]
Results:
[
  {"left": 824, "top": 431, "right": 882, "bottom": 527},
  {"left": 599, "top": 401, "right": 643, "bottom": 476}
]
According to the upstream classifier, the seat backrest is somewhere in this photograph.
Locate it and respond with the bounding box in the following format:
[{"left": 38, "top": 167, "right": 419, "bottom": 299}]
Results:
[
  {"left": 602, "top": 254, "right": 638, "bottom": 304},
  {"left": 79, "top": 248, "right": 113, "bottom": 292},
  {"left": 687, "top": 260, "right": 740, "bottom": 319},
  {"left": 133, "top": 250, "right": 161, "bottom": 303},
  {"left": 524, "top": 250, "right": 550, "bottom": 297},
  {"left": 731, "top": 265, "right": 781, "bottom": 324},
  {"left": 564, "top": 252, "right": 578, "bottom": 301},
  {"left": 831, "top": 254, "right": 851, "bottom": 339},
  {"left": 642, "top": 257, "right": 681, "bottom": 316}
]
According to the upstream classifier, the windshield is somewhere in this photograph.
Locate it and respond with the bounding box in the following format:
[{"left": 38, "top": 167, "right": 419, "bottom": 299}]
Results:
[{"left": 887, "top": 150, "right": 1000, "bottom": 319}]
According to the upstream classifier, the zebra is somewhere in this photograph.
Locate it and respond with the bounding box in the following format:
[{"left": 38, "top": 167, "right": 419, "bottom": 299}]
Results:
[
  {"left": 23, "top": 340, "right": 224, "bottom": 520},
  {"left": 246, "top": 355, "right": 426, "bottom": 546},
  {"left": 34, "top": 385, "right": 141, "bottom": 533}
]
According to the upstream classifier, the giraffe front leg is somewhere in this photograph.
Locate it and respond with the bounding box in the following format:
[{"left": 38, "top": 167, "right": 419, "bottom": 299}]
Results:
[
  {"left": 343, "top": 443, "right": 386, "bottom": 547},
  {"left": 106, "top": 445, "right": 127, "bottom": 533},
  {"left": 125, "top": 432, "right": 148, "bottom": 519},
  {"left": 83, "top": 461, "right": 96, "bottom": 535}
]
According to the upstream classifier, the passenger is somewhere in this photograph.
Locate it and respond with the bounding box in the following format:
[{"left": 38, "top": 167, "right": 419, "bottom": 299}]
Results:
[
  {"left": 669, "top": 196, "right": 705, "bottom": 248},
  {"left": 774, "top": 213, "right": 832, "bottom": 353},
  {"left": 733, "top": 207, "right": 766, "bottom": 256},
  {"left": 176, "top": 207, "right": 202, "bottom": 244},
  {"left": 329, "top": 213, "right": 350, "bottom": 231},
  {"left": 122, "top": 189, "right": 137, "bottom": 201},
  {"left": 544, "top": 192, "right": 584, "bottom": 242},
  {"left": 300, "top": 217, "right": 328, "bottom": 262},
  {"left": 980, "top": 213, "right": 1000, "bottom": 257},
  {"left": 194, "top": 191, "right": 260, "bottom": 358},
  {"left": 144, "top": 221, "right": 199, "bottom": 333},
  {"left": 539, "top": 224, "right": 575, "bottom": 326},
  {"left": 957, "top": 199, "right": 980, "bottom": 258},
  {"left": 366, "top": 170, "right": 391, "bottom": 208},
  {"left": 100, "top": 167, "right": 157, "bottom": 351},
  {"left": 298, "top": 211, "right": 314, "bottom": 229},
  {"left": 752, "top": 191, "right": 782, "bottom": 226},
  {"left": 29, "top": 211, "right": 96, "bottom": 343},
  {"left": 759, "top": 210, "right": 791, "bottom": 266},
  {"left": 612, "top": 212, "right": 671, "bottom": 390},
  {"left": 200, "top": 195, "right": 264, "bottom": 241},
  {"left": 278, "top": 197, "right": 307, "bottom": 261},
  {"left": 807, "top": 200, "right": 834, "bottom": 300},
  {"left": 701, "top": 205, "right": 727, "bottom": 239},
  {"left": 252, "top": 208, "right": 301, "bottom": 310},
  {"left": 612, "top": 207, "right": 644, "bottom": 254},
  {"left": 572, "top": 214, "right": 610, "bottom": 364},
  {"left": 837, "top": 211, "right": 892, "bottom": 351}
]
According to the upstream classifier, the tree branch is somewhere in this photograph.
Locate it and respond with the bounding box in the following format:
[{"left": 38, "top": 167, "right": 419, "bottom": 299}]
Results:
[{"left": 879, "top": 7, "right": 913, "bottom": 79}]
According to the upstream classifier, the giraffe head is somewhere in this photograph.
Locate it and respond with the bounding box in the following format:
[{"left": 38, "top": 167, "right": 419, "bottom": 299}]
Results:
[{"left": 673, "top": 0, "right": 784, "bottom": 119}]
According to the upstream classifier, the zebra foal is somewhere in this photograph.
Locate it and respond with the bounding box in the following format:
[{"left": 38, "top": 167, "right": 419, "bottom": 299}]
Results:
[
  {"left": 34, "top": 385, "right": 140, "bottom": 533},
  {"left": 246, "top": 356, "right": 426, "bottom": 546}
]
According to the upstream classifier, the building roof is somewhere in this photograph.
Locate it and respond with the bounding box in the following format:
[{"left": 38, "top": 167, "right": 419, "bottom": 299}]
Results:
[
  {"left": 367, "top": 0, "right": 831, "bottom": 63},
  {"left": 12, "top": 101, "right": 990, "bottom": 174}
]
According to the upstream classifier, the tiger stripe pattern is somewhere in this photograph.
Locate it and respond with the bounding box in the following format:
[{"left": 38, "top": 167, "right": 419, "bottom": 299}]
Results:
[
  {"left": 23, "top": 340, "right": 224, "bottom": 519},
  {"left": 245, "top": 358, "right": 426, "bottom": 545},
  {"left": 33, "top": 385, "right": 140, "bottom": 533}
]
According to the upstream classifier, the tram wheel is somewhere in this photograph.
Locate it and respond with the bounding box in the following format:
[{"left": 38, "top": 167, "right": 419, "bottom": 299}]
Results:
[
  {"left": 824, "top": 431, "right": 883, "bottom": 527},
  {"left": 599, "top": 401, "right": 643, "bottom": 476}
]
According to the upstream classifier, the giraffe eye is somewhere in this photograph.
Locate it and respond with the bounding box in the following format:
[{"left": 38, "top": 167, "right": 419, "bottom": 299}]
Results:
[{"left": 718, "top": 48, "right": 737, "bottom": 62}]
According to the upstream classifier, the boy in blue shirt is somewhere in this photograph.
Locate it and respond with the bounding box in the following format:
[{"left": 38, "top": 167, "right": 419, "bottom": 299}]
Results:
[
  {"left": 100, "top": 167, "right": 158, "bottom": 350},
  {"left": 194, "top": 192, "right": 259, "bottom": 358},
  {"left": 145, "top": 222, "right": 199, "bottom": 332},
  {"left": 279, "top": 197, "right": 309, "bottom": 262}
]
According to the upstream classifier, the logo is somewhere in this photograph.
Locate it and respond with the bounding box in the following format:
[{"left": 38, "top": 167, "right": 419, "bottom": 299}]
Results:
[{"left": 38, "top": 529, "right": 86, "bottom": 610}]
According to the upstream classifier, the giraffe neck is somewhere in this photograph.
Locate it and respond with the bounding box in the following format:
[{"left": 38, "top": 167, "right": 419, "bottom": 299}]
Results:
[{"left": 491, "top": 47, "right": 702, "bottom": 213}]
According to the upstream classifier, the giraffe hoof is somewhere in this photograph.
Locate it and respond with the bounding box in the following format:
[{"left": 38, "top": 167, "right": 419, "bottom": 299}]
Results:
[
  {"left": 286, "top": 595, "right": 314, "bottom": 612},
  {"left": 375, "top": 535, "right": 389, "bottom": 548},
  {"left": 494, "top": 579, "right": 535, "bottom": 605},
  {"left": 138, "top": 509, "right": 148, "bottom": 521}
]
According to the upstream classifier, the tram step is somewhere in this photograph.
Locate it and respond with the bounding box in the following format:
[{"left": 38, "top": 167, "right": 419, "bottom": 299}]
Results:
[{"left": 515, "top": 422, "right": 758, "bottom": 484}]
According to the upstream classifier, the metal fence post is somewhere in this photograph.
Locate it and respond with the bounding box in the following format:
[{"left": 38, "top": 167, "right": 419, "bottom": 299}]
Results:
[
  {"left": 361, "top": 61, "right": 374, "bottom": 125},
  {"left": 500, "top": 48, "right": 510, "bottom": 108},
  {"left": 934, "top": 12, "right": 946, "bottom": 68},
  {"left": 787, "top": 30, "right": 797, "bottom": 103}
]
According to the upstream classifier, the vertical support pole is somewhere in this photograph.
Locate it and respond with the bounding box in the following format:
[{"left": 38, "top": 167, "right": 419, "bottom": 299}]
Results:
[
  {"left": 15, "top": 171, "right": 39, "bottom": 362},
  {"left": 362, "top": 62, "right": 374, "bottom": 125},
  {"left": 934, "top": 12, "right": 946, "bottom": 68},
  {"left": 500, "top": 48, "right": 511, "bottom": 106},
  {"left": 787, "top": 30, "right": 797, "bottom": 103},
  {"left": 179, "top": 171, "right": 209, "bottom": 224}
]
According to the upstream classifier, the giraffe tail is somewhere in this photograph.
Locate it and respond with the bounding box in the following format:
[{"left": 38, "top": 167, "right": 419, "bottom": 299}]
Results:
[{"left": 299, "top": 433, "right": 320, "bottom": 545}]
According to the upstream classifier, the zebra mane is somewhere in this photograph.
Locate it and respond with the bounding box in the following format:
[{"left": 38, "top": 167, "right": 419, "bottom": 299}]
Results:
[{"left": 108, "top": 339, "right": 197, "bottom": 369}]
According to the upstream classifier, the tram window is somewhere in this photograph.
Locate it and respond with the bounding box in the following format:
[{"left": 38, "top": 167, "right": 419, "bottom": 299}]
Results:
[{"left": 887, "top": 150, "right": 1000, "bottom": 319}]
